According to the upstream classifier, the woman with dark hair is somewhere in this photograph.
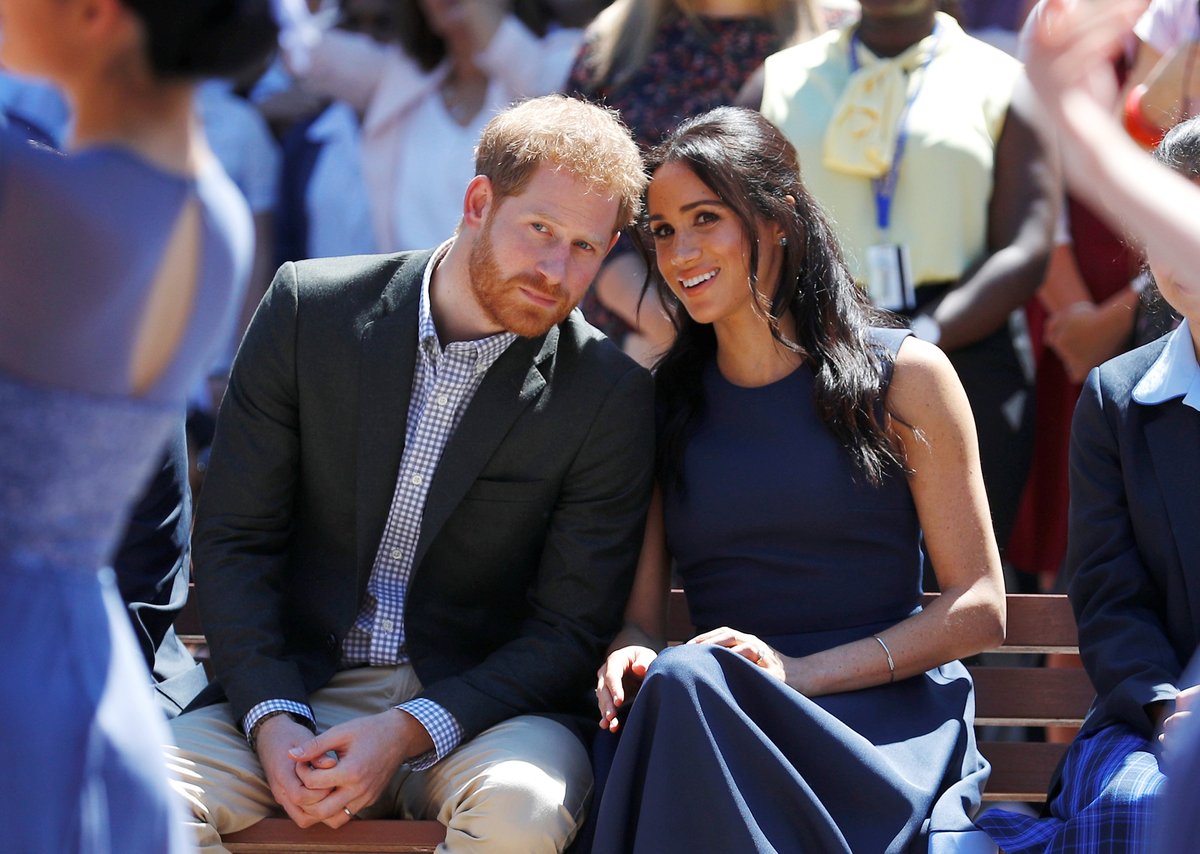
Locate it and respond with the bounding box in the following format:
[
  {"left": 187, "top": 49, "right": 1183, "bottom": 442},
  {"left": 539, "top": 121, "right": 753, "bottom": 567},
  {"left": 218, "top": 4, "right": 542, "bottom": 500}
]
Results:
[
  {"left": 0, "top": 0, "right": 276, "bottom": 851},
  {"left": 588, "top": 107, "right": 1006, "bottom": 853},
  {"left": 568, "top": 0, "right": 824, "bottom": 365}
]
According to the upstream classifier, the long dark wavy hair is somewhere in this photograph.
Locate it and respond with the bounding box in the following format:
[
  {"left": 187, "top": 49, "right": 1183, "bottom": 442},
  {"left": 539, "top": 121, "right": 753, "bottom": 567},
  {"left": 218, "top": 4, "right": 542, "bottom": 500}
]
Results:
[{"left": 641, "top": 107, "right": 907, "bottom": 488}]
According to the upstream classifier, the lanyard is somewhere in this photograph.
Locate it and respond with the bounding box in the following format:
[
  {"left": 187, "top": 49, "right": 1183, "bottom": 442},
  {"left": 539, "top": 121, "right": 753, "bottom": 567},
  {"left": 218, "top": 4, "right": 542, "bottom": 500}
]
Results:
[{"left": 849, "top": 21, "right": 942, "bottom": 232}]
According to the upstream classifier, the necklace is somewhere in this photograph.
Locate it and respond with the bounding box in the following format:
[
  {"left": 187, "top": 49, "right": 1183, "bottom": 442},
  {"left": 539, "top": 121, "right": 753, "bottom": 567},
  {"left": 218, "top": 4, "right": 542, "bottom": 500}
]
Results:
[{"left": 440, "top": 74, "right": 486, "bottom": 127}]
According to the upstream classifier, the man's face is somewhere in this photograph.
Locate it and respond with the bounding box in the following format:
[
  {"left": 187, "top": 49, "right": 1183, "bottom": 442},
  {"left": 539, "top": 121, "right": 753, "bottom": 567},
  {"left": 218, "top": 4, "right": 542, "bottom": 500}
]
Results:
[{"left": 467, "top": 162, "right": 620, "bottom": 338}]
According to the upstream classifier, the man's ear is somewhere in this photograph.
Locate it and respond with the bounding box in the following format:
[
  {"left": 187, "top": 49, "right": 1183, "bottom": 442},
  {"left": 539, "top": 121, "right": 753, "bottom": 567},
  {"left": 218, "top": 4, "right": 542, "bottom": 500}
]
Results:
[
  {"left": 462, "top": 175, "right": 494, "bottom": 229},
  {"left": 605, "top": 231, "right": 622, "bottom": 254}
]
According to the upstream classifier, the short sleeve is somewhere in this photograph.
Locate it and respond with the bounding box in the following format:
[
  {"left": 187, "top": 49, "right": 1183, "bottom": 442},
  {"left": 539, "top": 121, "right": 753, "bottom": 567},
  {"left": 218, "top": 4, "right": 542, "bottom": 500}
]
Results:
[{"left": 1135, "top": 0, "right": 1200, "bottom": 55}]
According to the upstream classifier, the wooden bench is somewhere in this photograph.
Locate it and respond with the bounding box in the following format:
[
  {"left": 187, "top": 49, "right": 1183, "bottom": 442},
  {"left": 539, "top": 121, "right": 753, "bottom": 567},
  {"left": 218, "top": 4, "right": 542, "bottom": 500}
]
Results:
[{"left": 173, "top": 591, "right": 1090, "bottom": 853}]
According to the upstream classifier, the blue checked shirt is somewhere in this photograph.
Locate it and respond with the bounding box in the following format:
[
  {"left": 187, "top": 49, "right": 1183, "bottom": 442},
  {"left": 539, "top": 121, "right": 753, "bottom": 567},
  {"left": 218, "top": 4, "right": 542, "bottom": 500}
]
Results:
[{"left": 244, "top": 242, "right": 516, "bottom": 767}]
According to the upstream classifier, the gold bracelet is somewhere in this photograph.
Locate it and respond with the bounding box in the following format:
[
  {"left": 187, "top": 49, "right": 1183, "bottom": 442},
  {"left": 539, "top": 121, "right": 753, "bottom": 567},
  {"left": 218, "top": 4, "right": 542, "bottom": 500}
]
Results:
[{"left": 873, "top": 635, "right": 896, "bottom": 683}]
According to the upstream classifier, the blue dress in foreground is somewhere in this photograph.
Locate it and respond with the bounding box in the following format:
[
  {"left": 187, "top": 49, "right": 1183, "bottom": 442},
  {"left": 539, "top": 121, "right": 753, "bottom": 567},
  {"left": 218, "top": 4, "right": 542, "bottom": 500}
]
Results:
[
  {"left": 0, "top": 128, "right": 250, "bottom": 852},
  {"left": 591, "top": 329, "right": 992, "bottom": 853}
]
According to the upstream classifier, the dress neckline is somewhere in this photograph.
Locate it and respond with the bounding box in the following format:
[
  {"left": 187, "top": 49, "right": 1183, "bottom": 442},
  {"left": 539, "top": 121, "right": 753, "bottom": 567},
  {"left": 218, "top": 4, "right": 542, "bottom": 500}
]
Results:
[{"left": 709, "top": 358, "right": 807, "bottom": 391}]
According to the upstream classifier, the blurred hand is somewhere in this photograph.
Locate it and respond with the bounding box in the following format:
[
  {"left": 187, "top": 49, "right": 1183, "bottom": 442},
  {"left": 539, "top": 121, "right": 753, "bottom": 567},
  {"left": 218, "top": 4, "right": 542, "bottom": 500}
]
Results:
[
  {"left": 1045, "top": 301, "right": 1127, "bottom": 382},
  {"left": 595, "top": 645, "right": 658, "bottom": 733},
  {"left": 1025, "top": 0, "right": 1146, "bottom": 114}
]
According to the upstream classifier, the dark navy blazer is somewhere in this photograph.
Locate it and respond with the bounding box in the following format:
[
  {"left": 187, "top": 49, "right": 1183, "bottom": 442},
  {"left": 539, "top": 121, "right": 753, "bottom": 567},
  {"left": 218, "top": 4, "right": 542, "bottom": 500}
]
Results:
[{"left": 1067, "top": 331, "right": 1200, "bottom": 738}]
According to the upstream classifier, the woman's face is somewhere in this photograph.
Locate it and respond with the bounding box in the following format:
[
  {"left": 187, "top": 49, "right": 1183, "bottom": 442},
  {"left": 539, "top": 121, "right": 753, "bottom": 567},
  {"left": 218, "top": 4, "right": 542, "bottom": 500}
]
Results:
[
  {"left": 646, "top": 160, "right": 785, "bottom": 328},
  {"left": 416, "top": 0, "right": 469, "bottom": 37}
]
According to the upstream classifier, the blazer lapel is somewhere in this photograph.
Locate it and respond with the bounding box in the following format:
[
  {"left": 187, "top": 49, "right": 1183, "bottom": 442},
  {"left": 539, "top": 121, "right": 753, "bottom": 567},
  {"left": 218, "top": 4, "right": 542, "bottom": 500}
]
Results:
[
  {"left": 354, "top": 254, "right": 428, "bottom": 585},
  {"left": 1144, "top": 400, "right": 1200, "bottom": 607},
  {"left": 412, "top": 325, "right": 559, "bottom": 571}
]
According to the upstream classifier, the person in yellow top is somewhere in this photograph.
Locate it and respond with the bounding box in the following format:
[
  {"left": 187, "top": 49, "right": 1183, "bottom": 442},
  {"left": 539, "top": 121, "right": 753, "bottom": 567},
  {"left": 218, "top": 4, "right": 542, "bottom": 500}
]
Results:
[{"left": 740, "top": 0, "right": 1056, "bottom": 559}]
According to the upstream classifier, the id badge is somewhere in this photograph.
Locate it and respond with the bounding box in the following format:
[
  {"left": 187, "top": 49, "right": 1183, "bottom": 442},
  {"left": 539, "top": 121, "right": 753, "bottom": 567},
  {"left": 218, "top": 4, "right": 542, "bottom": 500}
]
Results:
[{"left": 865, "top": 243, "right": 915, "bottom": 312}]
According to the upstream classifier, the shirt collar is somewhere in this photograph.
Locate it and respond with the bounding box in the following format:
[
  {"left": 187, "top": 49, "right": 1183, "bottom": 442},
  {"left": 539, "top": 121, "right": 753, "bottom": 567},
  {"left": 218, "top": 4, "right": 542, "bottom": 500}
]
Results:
[
  {"left": 418, "top": 240, "right": 517, "bottom": 373},
  {"left": 1132, "top": 319, "right": 1200, "bottom": 412}
]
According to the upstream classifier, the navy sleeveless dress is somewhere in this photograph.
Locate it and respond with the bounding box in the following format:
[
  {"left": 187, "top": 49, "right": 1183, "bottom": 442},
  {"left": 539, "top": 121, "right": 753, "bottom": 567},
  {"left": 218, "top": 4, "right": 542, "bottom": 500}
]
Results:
[
  {"left": 0, "top": 129, "right": 250, "bottom": 852},
  {"left": 590, "top": 329, "right": 991, "bottom": 853}
]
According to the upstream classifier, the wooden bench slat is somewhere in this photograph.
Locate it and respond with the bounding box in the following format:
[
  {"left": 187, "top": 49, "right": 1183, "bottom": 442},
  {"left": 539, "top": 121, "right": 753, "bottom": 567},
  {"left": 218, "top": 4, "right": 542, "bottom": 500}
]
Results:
[
  {"left": 972, "top": 667, "right": 1094, "bottom": 727},
  {"left": 223, "top": 819, "right": 445, "bottom": 853},
  {"left": 978, "top": 741, "right": 1068, "bottom": 803},
  {"left": 998, "top": 594, "right": 1079, "bottom": 650}
]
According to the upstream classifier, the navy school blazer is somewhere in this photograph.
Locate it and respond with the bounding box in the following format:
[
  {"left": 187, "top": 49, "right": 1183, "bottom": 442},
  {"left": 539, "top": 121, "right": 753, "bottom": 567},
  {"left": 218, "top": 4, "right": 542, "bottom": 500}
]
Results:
[{"left": 1067, "top": 330, "right": 1200, "bottom": 738}]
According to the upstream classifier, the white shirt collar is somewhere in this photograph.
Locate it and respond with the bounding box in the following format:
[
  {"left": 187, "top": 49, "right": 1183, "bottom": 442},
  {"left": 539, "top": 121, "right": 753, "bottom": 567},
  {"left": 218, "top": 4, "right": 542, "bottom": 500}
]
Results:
[
  {"left": 418, "top": 240, "right": 455, "bottom": 358},
  {"left": 1132, "top": 319, "right": 1200, "bottom": 412}
]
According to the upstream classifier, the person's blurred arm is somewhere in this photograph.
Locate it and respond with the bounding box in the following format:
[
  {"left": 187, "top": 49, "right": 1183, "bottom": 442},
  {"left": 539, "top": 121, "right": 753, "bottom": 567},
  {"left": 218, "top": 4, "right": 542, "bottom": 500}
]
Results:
[
  {"left": 923, "top": 81, "right": 1059, "bottom": 351},
  {"left": 1036, "top": 209, "right": 1091, "bottom": 314},
  {"left": 274, "top": 0, "right": 402, "bottom": 115},
  {"left": 1026, "top": 0, "right": 1200, "bottom": 298}
]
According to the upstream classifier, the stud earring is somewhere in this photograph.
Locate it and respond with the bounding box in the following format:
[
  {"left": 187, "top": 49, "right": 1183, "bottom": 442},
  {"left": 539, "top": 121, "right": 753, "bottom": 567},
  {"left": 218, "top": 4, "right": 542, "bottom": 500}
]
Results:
[{"left": 779, "top": 236, "right": 788, "bottom": 247}]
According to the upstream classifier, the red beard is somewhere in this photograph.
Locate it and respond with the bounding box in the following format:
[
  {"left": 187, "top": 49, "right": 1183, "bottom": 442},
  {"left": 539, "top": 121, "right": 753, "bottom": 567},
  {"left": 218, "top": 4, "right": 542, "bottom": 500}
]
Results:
[{"left": 468, "top": 219, "right": 572, "bottom": 338}]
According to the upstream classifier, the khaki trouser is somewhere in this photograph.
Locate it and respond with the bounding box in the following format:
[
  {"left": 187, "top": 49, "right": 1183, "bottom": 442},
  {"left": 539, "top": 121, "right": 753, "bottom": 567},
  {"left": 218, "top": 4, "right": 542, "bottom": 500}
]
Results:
[{"left": 165, "top": 665, "right": 592, "bottom": 854}]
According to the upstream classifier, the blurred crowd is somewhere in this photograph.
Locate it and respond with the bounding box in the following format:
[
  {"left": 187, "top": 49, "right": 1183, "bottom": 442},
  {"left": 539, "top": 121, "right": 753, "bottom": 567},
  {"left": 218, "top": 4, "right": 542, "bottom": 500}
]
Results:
[{"left": 8, "top": 0, "right": 1167, "bottom": 594}]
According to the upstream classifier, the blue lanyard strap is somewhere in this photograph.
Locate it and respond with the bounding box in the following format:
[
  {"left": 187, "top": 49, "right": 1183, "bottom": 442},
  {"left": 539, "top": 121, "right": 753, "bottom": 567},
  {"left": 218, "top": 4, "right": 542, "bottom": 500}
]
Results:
[{"left": 848, "top": 21, "right": 942, "bottom": 232}]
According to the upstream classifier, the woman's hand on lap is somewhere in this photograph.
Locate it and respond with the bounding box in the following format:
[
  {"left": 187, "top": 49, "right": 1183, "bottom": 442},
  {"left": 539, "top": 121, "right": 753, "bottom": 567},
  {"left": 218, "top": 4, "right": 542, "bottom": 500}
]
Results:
[{"left": 687, "top": 627, "right": 789, "bottom": 684}]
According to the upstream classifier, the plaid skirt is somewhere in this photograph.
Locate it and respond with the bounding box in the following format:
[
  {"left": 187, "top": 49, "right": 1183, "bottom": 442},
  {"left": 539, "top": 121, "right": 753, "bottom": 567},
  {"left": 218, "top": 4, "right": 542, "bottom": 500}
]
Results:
[{"left": 974, "top": 722, "right": 1164, "bottom": 853}]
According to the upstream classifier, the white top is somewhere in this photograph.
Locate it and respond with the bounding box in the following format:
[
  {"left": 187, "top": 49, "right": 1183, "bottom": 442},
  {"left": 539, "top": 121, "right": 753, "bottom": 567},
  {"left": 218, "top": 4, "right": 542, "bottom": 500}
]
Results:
[
  {"left": 1135, "top": 0, "right": 1200, "bottom": 54},
  {"left": 392, "top": 89, "right": 492, "bottom": 251},
  {"left": 281, "top": 13, "right": 582, "bottom": 252},
  {"left": 1133, "top": 320, "right": 1200, "bottom": 412},
  {"left": 197, "top": 81, "right": 281, "bottom": 215},
  {"left": 304, "top": 102, "right": 377, "bottom": 258}
]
